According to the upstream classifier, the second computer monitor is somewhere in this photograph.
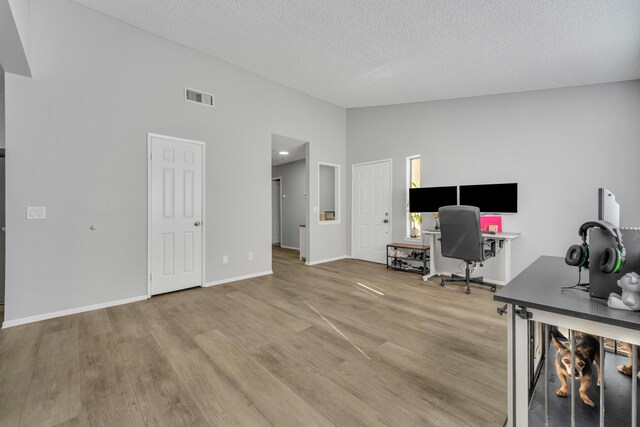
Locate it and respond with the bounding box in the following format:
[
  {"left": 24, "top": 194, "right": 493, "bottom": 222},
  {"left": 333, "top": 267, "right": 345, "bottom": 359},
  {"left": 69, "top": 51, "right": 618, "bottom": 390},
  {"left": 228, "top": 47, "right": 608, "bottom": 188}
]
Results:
[{"left": 459, "top": 183, "right": 518, "bottom": 214}]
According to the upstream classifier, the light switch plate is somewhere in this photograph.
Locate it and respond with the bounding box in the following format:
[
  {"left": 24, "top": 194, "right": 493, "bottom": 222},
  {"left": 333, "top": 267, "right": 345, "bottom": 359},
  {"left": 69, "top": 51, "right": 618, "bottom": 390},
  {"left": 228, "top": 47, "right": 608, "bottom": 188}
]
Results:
[{"left": 26, "top": 206, "right": 46, "bottom": 219}]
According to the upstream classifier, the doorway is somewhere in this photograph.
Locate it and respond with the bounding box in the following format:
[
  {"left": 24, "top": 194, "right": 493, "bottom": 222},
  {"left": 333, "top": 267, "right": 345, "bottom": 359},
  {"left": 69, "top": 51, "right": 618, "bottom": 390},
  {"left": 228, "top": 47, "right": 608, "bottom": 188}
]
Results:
[
  {"left": 271, "top": 134, "right": 309, "bottom": 264},
  {"left": 1, "top": 69, "right": 5, "bottom": 320},
  {"left": 0, "top": 150, "right": 4, "bottom": 319},
  {"left": 148, "top": 134, "right": 205, "bottom": 296},
  {"left": 272, "top": 178, "right": 282, "bottom": 245},
  {"left": 352, "top": 159, "right": 392, "bottom": 263}
]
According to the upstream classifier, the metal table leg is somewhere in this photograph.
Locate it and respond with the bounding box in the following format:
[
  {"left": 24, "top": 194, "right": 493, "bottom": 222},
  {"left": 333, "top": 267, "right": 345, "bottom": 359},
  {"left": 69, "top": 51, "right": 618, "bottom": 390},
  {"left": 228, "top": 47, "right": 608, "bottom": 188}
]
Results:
[
  {"left": 633, "top": 344, "right": 637, "bottom": 427},
  {"left": 599, "top": 336, "right": 605, "bottom": 427},
  {"left": 570, "top": 330, "right": 576, "bottom": 427},
  {"left": 544, "top": 324, "right": 549, "bottom": 426}
]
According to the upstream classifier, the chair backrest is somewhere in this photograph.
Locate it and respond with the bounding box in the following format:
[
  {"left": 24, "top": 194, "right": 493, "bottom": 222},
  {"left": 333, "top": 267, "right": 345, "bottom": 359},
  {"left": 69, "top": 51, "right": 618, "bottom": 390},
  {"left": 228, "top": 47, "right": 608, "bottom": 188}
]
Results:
[{"left": 438, "top": 205, "right": 484, "bottom": 262}]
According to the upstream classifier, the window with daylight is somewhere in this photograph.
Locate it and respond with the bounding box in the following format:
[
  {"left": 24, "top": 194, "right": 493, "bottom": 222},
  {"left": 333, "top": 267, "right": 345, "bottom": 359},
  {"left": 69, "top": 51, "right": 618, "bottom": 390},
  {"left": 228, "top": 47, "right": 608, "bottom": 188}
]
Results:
[{"left": 406, "top": 155, "right": 421, "bottom": 238}]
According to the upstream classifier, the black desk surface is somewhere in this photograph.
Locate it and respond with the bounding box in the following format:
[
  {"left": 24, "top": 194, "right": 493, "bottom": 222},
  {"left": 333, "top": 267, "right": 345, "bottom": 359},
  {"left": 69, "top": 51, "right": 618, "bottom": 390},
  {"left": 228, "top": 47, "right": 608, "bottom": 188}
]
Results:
[{"left": 494, "top": 256, "right": 640, "bottom": 331}]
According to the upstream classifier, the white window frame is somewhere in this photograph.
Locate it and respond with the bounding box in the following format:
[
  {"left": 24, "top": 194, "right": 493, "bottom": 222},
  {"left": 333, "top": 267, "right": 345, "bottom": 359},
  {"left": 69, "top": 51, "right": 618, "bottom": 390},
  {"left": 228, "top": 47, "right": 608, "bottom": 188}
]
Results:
[{"left": 406, "top": 155, "right": 421, "bottom": 240}]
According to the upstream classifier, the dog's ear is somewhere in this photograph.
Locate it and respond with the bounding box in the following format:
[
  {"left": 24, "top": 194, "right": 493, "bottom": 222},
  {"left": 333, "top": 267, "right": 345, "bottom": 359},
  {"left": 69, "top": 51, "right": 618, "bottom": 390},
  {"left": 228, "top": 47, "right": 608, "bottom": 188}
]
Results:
[
  {"left": 552, "top": 335, "right": 566, "bottom": 352},
  {"left": 578, "top": 347, "right": 593, "bottom": 357}
]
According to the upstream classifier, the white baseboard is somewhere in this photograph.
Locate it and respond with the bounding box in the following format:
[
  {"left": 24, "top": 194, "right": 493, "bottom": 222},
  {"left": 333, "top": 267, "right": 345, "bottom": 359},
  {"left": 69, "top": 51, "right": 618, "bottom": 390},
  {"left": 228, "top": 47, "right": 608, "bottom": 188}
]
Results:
[
  {"left": 280, "top": 245, "right": 300, "bottom": 251},
  {"left": 204, "top": 270, "right": 273, "bottom": 287},
  {"left": 436, "top": 271, "right": 505, "bottom": 287},
  {"left": 2, "top": 295, "right": 148, "bottom": 329},
  {"left": 305, "top": 255, "right": 351, "bottom": 266}
]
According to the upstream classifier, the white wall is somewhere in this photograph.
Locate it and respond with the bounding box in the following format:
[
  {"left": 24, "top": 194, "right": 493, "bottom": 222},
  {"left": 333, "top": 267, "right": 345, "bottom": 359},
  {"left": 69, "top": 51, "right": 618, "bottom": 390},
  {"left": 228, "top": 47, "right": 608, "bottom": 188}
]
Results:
[
  {"left": 0, "top": 70, "right": 4, "bottom": 304},
  {"left": 347, "top": 81, "right": 640, "bottom": 282},
  {"left": 0, "top": 158, "right": 4, "bottom": 304},
  {"left": 8, "top": 0, "right": 30, "bottom": 65},
  {"left": 4, "top": 0, "right": 347, "bottom": 324},
  {"left": 0, "top": 69, "right": 4, "bottom": 147},
  {"left": 272, "top": 160, "right": 306, "bottom": 249},
  {"left": 0, "top": 0, "right": 31, "bottom": 76}
]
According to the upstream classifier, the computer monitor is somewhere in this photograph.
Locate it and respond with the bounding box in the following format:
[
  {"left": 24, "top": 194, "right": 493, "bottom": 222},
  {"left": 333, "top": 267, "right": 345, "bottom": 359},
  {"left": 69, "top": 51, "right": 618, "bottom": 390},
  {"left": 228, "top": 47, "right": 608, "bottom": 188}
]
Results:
[
  {"left": 459, "top": 183, "right": 518, "bottom": 214},
  {"left": 598, "top": 188, "right": 620, "bottom": 227},
  {"left": 409, "top": 186, "right": 458, "bottom": 213}
]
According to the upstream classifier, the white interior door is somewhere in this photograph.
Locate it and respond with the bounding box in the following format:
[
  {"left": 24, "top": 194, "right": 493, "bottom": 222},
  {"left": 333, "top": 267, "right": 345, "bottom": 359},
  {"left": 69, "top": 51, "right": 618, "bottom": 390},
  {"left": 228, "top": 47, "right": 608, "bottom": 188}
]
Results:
[
  {"left": 352, "top": 160, "right": 391, "bottom": 263},
  {"left": 150, "top": 135, "right": 203, "bottom": 295},
  {"left": 272, "top": 179, "right": 281, "bottom": 244}
]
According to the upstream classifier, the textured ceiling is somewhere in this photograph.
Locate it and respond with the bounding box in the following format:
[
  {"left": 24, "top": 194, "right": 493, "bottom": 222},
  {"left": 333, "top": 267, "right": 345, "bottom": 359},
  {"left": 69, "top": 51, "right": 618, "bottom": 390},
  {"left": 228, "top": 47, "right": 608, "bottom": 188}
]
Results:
[
  {"left": 271, "top": 134, "right": 306, "bottom": 166},
  {"left": 71, "top": 0, "right": 640, "bottom": 108}
]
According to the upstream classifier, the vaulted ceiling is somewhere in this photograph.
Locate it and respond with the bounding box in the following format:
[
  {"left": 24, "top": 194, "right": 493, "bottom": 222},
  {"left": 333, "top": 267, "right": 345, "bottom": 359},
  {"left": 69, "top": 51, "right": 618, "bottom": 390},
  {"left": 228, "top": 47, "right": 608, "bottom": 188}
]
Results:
[
  {"left": 271, "top": 134, "right": 306, "bottom": 167},
  {"left": 71, "top": 0, "right": 640, "bottom": 108}
]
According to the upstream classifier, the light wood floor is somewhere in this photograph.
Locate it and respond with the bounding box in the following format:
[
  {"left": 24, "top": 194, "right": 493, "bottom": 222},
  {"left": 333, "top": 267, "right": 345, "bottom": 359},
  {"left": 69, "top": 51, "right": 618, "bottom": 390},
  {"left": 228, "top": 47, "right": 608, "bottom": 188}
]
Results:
[{"left": 0, "top": 247, "right": 507, "bottom": 426}]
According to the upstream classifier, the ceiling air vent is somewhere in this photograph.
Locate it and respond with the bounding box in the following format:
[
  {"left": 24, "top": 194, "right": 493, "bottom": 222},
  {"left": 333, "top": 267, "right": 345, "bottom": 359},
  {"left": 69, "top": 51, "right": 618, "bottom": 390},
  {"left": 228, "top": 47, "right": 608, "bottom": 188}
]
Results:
[{"left": 185, "top": 87, "right": 214, "bottom": 108}]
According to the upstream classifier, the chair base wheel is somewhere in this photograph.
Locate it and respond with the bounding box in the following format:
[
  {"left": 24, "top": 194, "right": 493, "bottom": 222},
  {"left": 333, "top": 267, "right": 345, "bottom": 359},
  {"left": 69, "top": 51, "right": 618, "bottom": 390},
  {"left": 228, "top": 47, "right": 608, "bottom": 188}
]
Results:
[
  {"left": 465, "top": 288, "right": 471, "bottom": 294},
  {"left": 440, "top": 279, "right": 445, "bottom": 287}
]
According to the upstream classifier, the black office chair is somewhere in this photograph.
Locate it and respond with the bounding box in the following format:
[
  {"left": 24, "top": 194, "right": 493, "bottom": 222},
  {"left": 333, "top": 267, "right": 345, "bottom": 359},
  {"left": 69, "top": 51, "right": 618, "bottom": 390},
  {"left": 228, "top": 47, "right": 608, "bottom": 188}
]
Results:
[{"left": 438, "top": 205, "right": 497, "bottom": 294}]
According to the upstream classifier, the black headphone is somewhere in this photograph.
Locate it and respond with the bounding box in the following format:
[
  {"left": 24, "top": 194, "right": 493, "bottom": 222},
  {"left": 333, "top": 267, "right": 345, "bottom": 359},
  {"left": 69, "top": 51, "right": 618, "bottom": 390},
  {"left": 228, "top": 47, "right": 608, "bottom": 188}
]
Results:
[{"left": 565, "top": 221, "right": 626, "bottom": 273}]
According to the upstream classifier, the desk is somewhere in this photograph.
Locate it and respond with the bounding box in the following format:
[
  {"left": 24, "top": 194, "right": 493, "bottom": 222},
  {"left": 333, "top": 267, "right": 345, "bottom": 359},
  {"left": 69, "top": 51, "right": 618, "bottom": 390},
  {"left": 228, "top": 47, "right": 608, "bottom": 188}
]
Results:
[
  {"left": 495, "top": 256, "right": 640, "bottom": 426},
  {"left": 422, "top": 229, "right": 522, "bottom": 285}
]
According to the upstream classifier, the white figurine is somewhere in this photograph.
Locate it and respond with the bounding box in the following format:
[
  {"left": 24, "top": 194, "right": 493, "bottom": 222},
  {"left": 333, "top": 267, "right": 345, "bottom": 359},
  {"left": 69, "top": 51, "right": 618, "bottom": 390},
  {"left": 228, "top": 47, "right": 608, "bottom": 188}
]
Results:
[{"left": 608, "top": 272, "right": 640, "bottom": 311}]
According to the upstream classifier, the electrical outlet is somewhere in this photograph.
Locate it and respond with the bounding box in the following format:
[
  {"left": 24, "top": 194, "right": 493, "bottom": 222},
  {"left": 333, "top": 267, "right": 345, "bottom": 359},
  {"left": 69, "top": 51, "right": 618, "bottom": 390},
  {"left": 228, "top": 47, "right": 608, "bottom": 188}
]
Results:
[
  {"left": 248, "top": 252, "right": 253, "bottom": 261},
  {"left": 223, "top": 255, "right": 228, "bottom": 264},
  {"left": 26, "top": 206, "right": 46, "bottom": 219}
]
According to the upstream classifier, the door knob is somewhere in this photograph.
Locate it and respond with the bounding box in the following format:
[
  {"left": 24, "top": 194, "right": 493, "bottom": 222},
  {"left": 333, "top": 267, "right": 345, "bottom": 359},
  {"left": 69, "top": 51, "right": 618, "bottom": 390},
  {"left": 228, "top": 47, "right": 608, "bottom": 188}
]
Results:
[
  {"left": 383, "top": 219, "right": 389, "bottom": 223},
  {"left": 194, "top": 221, "right": 201, "bottom": 227}
]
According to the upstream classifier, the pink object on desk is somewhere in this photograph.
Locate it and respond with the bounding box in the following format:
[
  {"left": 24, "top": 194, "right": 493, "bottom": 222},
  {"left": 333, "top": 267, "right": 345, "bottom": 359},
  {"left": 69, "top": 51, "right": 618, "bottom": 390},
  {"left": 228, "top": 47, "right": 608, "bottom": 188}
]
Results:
[{"left": 480, "top": 215, "right": 502, "bottom": 233}]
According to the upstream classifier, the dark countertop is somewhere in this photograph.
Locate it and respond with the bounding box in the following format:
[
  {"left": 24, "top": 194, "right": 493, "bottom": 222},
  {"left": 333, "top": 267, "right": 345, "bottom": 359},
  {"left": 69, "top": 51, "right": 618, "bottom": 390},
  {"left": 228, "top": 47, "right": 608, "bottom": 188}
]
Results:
[{"left": 494, "top": 256, "right": 640, "bottom": 331}]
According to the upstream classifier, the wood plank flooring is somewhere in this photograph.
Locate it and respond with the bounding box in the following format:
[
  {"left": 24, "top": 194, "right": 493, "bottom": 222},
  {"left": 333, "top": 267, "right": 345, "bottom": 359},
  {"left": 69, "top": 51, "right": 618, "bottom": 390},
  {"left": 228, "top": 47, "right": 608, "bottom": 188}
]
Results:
[{"left": 0, "top": 247, "right": 507, "bottom": 426}]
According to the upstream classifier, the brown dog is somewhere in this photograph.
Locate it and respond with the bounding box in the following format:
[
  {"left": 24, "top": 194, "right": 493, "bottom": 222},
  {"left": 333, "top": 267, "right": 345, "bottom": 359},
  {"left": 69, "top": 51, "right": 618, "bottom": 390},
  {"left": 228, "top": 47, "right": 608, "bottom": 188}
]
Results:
[
  {"left": 617, "top": 342, "right": 640, "bottom": 376},
  {"left": 552, "top": 332, "right": 601, "bottom": 407}
]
